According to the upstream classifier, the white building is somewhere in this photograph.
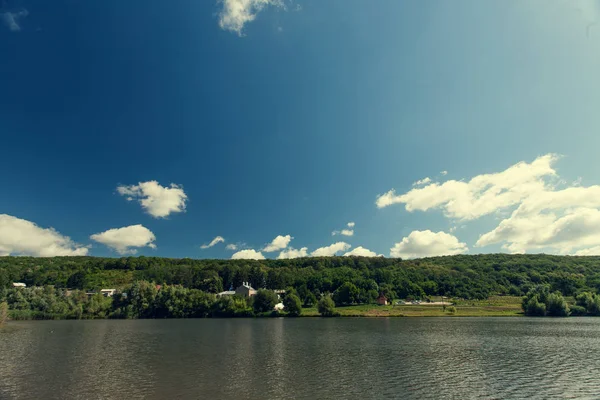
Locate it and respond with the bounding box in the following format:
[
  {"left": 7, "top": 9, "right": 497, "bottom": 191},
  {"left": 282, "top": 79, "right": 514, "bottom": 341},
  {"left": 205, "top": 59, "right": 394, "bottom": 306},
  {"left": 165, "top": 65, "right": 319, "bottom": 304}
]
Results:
[{"left": 12, "top": 282, "right": 26, "bottom": 288}]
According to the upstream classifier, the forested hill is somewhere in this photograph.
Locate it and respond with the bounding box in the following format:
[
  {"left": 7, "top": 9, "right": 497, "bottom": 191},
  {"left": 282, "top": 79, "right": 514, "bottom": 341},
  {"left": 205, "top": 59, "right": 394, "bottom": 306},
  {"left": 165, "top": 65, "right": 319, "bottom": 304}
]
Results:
[{"left": 1, "top": 254, "right": 599, "bottom": 299}]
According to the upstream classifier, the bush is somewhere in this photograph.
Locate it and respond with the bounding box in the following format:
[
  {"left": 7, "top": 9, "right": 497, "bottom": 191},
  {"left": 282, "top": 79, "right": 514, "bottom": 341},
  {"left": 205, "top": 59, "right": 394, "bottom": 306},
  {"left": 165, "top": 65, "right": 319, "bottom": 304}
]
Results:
[
  {"left": 283, "top": 293, "right": 302, "bottom": 317},
  {"left": 253, "top": 289, "right": 278, "bottom": 314},
  {"left": 523, "top": 296, "right": 546, "bottom": 316},
  {"left": 446, "top": 306, "right": 457, "bottom": 314},
  {"left": 303, "top": 292, "right": 317, "bottom": 308},
  {"left": 317, "top": 296, "right": 337, "bottom": 317},
  {"left": 569, "top": 305, "right": 587, "bottom": 316},
  {"left": 546, "top": 292, "right": 570, "bottom": 317}
]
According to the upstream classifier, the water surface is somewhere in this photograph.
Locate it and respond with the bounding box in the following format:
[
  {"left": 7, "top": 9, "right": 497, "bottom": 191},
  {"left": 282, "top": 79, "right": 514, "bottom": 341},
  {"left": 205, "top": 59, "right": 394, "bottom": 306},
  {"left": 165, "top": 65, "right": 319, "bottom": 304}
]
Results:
[{"left": 1, "top": 317, "right": 599, "bottom": 399}]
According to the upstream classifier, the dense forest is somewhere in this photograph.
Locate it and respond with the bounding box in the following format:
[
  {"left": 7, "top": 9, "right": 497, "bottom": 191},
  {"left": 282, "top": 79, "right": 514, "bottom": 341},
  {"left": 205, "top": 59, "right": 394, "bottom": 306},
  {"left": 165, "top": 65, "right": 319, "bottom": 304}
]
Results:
[{"left": 1, "top": 254, "right": 600, "bottom": 319}]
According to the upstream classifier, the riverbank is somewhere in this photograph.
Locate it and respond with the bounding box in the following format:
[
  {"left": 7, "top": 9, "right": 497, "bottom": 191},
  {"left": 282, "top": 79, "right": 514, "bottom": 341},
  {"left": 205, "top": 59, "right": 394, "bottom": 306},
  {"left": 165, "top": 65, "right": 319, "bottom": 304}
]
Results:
[
  {"left": 301, "top": 296, "right": 524, "bottom": 317},
  {"left": 4, "top": 296, "right": 525, "bottom": 320}
]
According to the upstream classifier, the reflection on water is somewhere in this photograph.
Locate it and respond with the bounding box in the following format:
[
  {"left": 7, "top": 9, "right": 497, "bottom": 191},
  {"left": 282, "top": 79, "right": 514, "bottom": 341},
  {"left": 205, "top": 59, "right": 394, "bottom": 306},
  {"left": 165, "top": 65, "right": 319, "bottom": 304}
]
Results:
[{"left": 2, "top": 317, "right": 600, "bottom": 399}]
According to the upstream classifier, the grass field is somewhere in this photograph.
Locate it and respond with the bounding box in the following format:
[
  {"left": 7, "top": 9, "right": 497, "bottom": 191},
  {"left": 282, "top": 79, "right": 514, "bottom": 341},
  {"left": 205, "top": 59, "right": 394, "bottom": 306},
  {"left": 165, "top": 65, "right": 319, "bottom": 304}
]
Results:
[{"left": 301, "top": 296, "right": 524, "bottom": 317}]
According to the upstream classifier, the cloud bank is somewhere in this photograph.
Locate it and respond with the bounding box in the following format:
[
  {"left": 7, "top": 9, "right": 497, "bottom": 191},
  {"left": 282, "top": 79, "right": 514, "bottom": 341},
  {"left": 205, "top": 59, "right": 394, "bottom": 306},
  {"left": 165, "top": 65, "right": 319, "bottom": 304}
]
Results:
[{"left": 0, "top": 214, "right": 89, "bottom": 256}]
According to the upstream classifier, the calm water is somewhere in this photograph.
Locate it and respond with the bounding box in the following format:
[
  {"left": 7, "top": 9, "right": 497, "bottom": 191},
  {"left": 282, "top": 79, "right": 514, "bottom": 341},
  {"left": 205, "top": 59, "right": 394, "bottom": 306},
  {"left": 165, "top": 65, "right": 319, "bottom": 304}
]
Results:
[{"left": 1, "top": 317, "right": 600, "bottom": 399}]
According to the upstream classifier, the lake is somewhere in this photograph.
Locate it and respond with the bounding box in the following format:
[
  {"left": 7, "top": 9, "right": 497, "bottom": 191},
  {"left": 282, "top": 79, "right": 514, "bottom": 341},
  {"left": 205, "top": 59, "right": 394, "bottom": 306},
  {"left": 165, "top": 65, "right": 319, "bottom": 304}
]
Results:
[{"left": 1, "top": 317, "right": 600, "bottom": 399}]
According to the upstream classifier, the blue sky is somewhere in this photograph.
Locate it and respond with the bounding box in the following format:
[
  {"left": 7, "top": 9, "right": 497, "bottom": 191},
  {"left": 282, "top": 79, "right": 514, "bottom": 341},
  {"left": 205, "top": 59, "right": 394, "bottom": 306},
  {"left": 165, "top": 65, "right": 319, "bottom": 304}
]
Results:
[{"left": 1, "top": 0, "right": 600, "bottom": 259}]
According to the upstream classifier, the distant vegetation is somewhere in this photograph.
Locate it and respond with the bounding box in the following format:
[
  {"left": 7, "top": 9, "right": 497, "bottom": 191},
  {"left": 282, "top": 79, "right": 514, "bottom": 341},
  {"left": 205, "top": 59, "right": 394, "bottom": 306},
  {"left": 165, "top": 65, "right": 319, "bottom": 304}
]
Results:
[{"left": 2, "top": 253, "right": 600, "bottom": 319}]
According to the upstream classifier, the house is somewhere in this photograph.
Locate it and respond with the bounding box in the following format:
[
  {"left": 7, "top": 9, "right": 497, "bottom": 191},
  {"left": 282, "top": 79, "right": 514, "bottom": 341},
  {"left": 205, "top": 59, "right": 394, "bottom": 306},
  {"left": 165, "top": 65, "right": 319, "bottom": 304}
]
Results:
[
  {"left": 12, "top": 282, "right": 26, "bottom": 288},
  {"left": 100, "top": 289, "right": 116, "bottom": 297},
  {"left": 376, "top": 294, "right": 388, "bottom": 306},
  {"left": 235, "top": 282, "right": 257, "bottom": 298},
  {"left": 217, "top": 290, "right": 236, "bottom": 297}
]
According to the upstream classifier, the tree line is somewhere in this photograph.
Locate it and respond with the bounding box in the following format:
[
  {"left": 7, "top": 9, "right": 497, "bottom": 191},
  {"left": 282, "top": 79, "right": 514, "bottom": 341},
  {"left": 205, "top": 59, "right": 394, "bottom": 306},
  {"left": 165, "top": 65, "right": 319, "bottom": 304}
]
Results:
[
  {"left": 0, "top": 281, "right": 338, "bottom": 319},
  {"left": 2, "top": 254, "right": 600, "bottom": 302}
]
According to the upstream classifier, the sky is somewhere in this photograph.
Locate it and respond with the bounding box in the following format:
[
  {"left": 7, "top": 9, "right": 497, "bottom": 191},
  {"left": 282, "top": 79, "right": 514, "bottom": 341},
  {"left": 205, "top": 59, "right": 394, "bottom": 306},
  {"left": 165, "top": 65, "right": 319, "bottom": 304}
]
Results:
[{"left": 1, "top": 0, "right": 600, "bottom": 260}]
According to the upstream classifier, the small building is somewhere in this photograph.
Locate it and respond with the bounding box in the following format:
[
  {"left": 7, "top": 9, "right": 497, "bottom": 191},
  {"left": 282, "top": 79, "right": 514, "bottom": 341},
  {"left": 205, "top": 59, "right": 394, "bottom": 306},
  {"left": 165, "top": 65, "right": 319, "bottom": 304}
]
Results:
[
  {"left": 235, "top": 282, "right": 257, "bottom": 298},
  {"left": 100, "top": 289, "right": 116, "bottom": 297},
  {"left": 217, "top": 290, "right": 236, "bottom": 297},
  {"left": 376, "top": 294, "right": 388, "bottom": 306},
  {"left": 12, "top": 282, "right": 26, "bottom": 288}
]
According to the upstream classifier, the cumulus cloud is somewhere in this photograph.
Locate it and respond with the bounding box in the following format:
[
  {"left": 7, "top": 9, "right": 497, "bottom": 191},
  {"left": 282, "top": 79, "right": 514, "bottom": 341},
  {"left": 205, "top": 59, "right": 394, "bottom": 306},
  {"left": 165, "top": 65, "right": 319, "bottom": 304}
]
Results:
[
  {"left": 413, "top": 177, "right": 432, "bottom": 186},
  {"left": 0, "top": 214, "right": 89, "bottom": 256},
  {"left": 1, "top": 9, "right": 28, "bottom": 32},
  {"left": 231, "top": 249, "right": 265, "bottom": 260},
  {"left": 90, "top": 224, "right": 156, "bottom": 255},
  {"left": 332, "top": 222, "right": 355, "bottom": 236},
  {"left": 226, "top": 243, "right": 238, "bottom": 251},
  {"left": 263, "top": 234, "right": 292, "bottom": 252},
  {"left": 390, "top": 230, "right": 468, "bottom": 259},
  {"left": 201, "top": 236, "right": 225, "bottom": 249},
  {"left": 218, "top": 0, "right": 284, "bottom": 35},
  {"left": 343, "top": 246, "right": 380, "bottom": 257},
  {"left": 311, "top": 242, "right": 351, "bottom": 257},
  {"left": 117, "top": 181, "right": 187, "bottom": 218},
  {"left": 277, "top": 247, "right": 308, "bottom": 259},
  {"left": 380, "top": 153, "right": 600, "bottom": 255},
  {"left": 376, "top": 154, "right": 559, "bottom": 220}
]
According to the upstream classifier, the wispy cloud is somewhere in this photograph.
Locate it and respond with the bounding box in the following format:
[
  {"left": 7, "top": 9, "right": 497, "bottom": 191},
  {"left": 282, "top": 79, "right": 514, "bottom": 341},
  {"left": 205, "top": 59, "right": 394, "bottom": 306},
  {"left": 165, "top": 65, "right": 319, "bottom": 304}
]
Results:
[
  {"left": 201, "top": 236, "right": 225, "bottom": 249},
  {"left": 1, "top": 8, "right": 28, "bottom": 32},
  {"left": 217, "top": 0, "right": 284, "bottom": 35}
]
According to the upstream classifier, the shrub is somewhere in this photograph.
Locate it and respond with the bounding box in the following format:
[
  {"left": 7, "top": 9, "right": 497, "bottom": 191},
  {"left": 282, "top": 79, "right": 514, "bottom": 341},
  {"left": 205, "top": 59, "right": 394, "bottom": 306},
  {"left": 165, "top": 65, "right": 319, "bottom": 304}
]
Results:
[
  {"left": 569, "top": 305, "right": 587, "bottom": 316},
  {"left": 446, "top": 306, "right": 457, "bottom": 314},
  {"left": 523, "top": 296, "right": 546, "bottom": 316},
  {"left": 284, "top": 293, "right": 302, "bottom": 317},
  {"left": 546, "top": 292, "right": 570, "bottom": 317},
  {"left": 317, "top": 296, "right": 337, "bottom": 317}
]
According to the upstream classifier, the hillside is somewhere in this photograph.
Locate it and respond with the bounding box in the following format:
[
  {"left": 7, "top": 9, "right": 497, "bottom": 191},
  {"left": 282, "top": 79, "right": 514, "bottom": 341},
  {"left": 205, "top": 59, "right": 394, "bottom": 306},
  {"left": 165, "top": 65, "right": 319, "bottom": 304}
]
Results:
[{"left": 1, "top": 254, "right": 598, "bottom": 300}]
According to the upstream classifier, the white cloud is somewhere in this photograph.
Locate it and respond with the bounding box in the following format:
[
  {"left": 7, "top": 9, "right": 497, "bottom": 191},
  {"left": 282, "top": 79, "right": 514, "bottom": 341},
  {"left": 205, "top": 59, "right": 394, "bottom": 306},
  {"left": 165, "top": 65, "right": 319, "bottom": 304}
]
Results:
[
  {"left": 90, "top": 224, "right": 156, "bottom": 255},
  {"left": 376, "top": 154, "right": 559, "bottom": 221},
  {"left": 117, "top": 180, "right": 187, "bottom": 218},
  {"left": 263, "top": 234, "right": 292, "bottom": 252},
  {"left": 413, "top": 177, "right": 432, "bottom": 186},
  {"left": 231, "top": 249, "right": 265, "bottom": 260},
  {"left": 201, "top": 236, "right": 225, "bottom": 249},
  {"left": 343, "top": 246, "right": 380, "bottom": 257},
  {"left": 226, "top": 243, "right": 238, "bottom": 251},
  {"left": 277, "top": 247, "right": 308, "bottom": 259},
  {"left": 575, "top": 246, "right": 600, "bottom": 256},
  {"left": 218, "top": 0, "right": 284, "bottom": 35},
  {"left": 333, "top": 222, "right": 355, "bottom": 236},
  {"left": 440, "top": 170, "right": 448, "bottom": 176},
  {"left": 390, "top": 230, "right": 468, "bottom": 259},
  {"left": 1, "top": 9, "right": 28, "bottom": 32},
  {"left": 311, "top": 242, "right": 351, "bottom": 257},
  {"left": 0, "top": 214, "right": 89, "bottom": 256}
]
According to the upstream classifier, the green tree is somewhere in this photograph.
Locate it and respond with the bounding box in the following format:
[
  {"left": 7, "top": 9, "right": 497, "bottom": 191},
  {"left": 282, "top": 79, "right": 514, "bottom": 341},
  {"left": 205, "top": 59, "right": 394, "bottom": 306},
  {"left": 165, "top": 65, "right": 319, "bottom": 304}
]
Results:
[
  {"left": 546, "top": 292, "right": 570, "bottom": 316},
  {"left": 66, "top": 271, "right": 88, "bottom": 290},
  {"left": 284, "top": 293, "right": 302, "bottom": 316},
  {"left": 253, "top": 289, "right": 278, "bottom": 314},
  {"left": 317, "top": 295, "right": 336, "bottom": 317},
  {"left": 303, "top": 292, "right": 317, "bottom": 308},
  {"left": 523, "top": 296, "right": 546, "bottom": 316},
  {"left": 333, "top": 282, "right": 360, "bottom": 306}
]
